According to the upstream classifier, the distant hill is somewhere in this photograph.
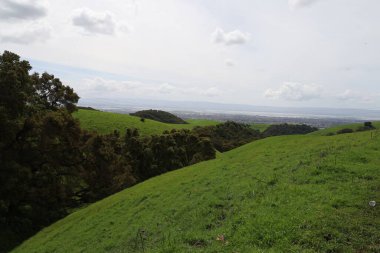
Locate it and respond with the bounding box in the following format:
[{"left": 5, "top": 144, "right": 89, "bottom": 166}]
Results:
[
  {"left": 13, "top": 124, "right": 380, "bottom": 252},
  {"left": 77, "top": 106, "right": 98, "bottom": 111},
  {"left": 130, "top": 109, "right": 188, "bottom": 124}
]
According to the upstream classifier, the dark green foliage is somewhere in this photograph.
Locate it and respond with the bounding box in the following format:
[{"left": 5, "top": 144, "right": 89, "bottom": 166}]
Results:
[
  {"left": 125, "top": 129, "right": 215, "bottom": 180},
  {"left": 77, "top": 106, "right": 97, "bottom": 111},
  {"left": 0, "top": 51, "right": 82, "bottom": 251},
  {"left": 357, "top": 122, "right": 376, "bottom": 132},
  {"left": 193, "top": 121, "right": 261, "bottom": 152},
  {"left": 262, "top": 123, "right": 318, "bottom": 137},
  {"left": 81, "top": 131, "right": 136, "bottom": 202},
  {"left": 130, "top": 109, "right": 188, "bottom": 124},
  {"left": 337, "top": 128, "right": 354, "bottom": 134}
]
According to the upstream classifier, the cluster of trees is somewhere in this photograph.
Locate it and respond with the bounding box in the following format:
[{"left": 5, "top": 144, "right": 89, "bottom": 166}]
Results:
[
  {"left": 193, "top": 121, "right": 261, "bottom": 152},
  {"left": 0, "top": 51, "right": 215, "bottom": 251},
  {"left": 130, "top": 109, "right": 188, "bottom": 124},
  {"left": 336, "top": 122, "right": 376, "bottom": 135},
  {"left": 191, "top": 122, "right": 319, "bottom": 152},
  {"left": 262, "top": 123, "right": 318, "bottom": 137}
]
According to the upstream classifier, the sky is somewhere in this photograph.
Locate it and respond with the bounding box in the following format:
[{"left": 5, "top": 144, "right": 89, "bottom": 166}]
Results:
[{"left": 0, "top": 0, "right": 380, "bottom": 109}]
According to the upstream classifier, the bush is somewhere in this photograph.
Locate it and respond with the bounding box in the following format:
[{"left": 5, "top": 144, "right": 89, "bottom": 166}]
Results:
[
  {"left": 262, "top": 123, "right": 318, "bottom": 137},
  {"left": 357, "top": 122, "right": 376, "bottom": 132},
  {"left": 193, "top": 121, "right": 261, "bottom": 152},
  {"left": 337, "top": 128, "right": 354, "bottom": 134}
]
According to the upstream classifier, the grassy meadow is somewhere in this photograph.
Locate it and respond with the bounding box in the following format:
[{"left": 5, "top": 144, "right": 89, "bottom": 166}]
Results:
[
  {"left": 13, "top": 125, "right": 380, "bottom": 252},
  {"left": 73, "top": 109, "right": 219, "bottom": 136},
  {"left": 74, "top": 109, "right": 270, "bottom": 136}
]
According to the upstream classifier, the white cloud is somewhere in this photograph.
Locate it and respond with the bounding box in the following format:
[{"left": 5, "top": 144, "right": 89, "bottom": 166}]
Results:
[
  {"left": 77, "top": 77, "right": 222, "bottom": 98},
  {"left": 337, "top": 89, "right": 358, "bottom": 101},
  {"left": 225, "top": 59, "right": 236, "bottom": 67},
  {"left": 212, "top": 28, "right": 249, "bottom": 46},
  {"left": 337, "top": 89, "right": 374, "bottom": 103},
  {"left": 79, "top": 77, "right": 140, "bottom": 93},
  {"left": 265, "top": 82, "right": 322, "bottom": 101},
  {"left": 157, "top": 83, "right": 176, "bottom": 94},
  {"left": 0, "top": 22, "right": 51, "bottom": 44},
  {"left": 288, "top": 0, "right": 320, "bottom": 10},
  {"left": 0, "top": 0, "right": 47, "bottom": 21},
  {"left": 72, "top": 8, "right": 129, "bottom": 35},
  {"left": 202, "top": 87, "right": 221, "bottom": 97}
]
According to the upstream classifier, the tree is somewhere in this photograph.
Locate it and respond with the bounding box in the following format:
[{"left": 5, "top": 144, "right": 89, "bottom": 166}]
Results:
[{"left": 0, "top": 51, "right": 82, "bottom": 251}]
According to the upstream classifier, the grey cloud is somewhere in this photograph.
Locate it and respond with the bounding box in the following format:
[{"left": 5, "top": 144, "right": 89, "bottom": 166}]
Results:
[
  {"left": 265, "top": 82, "right": 322, "bottom": 101},
  {"left": 0, "top": 24, "right": 51, "bottom": 44},
  {"left": 225, "top": 59, "right": 236, "bottom": 67},
  {"left": 80, "top": 77, "right": 221, "bottom": 98},
  {"left": 72, "top": 8, "right": 125, "bottom": 35},
  {"left": 288, "top": 0, "right": 320, "bottom": 9},
  {"left": 0, "top": 0, "right": 47, "bottom": 21},
  {"left": 337, "top": 90, "right": 373, "bottom": 103}
]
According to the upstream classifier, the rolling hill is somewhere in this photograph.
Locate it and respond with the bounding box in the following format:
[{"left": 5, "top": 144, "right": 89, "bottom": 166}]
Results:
[
  {"left": 130, "top": 109, "right": 188, "bottom": 124},
  {"left": 74, "top": 109, "right": 270, "bottom": 136},
  {"left": 13, "top": 124, "right": 380, "bottom": 252},
  {"left": 73, "top": 109, "right": 219, "bottom": 136}
]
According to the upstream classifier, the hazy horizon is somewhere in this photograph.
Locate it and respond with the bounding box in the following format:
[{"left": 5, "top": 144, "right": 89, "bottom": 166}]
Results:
[{"left": 78, "top": 97, "right": 380, "bottom": 120}]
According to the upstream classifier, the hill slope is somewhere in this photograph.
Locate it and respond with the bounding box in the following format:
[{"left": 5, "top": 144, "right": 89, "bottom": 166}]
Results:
[
  {"left": 310, "top": 122, "right": 380, "bottom": 136},
  {"left": 73, "top": 109, "right": 219, "bottom": 136},
  {"left": 13, "top": 129, "right": 380, "bottom": 252}
]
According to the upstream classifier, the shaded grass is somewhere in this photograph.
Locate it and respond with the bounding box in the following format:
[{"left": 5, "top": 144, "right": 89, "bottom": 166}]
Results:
[
  {"left": 13, "top": 128, "right": 380, "bottom": 252},
  {"left": 250, "top": 123, "right": 270, "bottom": 132}
]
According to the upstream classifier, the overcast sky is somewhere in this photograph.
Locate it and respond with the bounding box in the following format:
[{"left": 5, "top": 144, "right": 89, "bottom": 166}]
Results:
[{"left": 1, "top": 0, "right": 380, "bottom": 109}]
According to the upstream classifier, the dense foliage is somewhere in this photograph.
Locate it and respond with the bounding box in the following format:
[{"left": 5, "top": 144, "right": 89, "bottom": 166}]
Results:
[
  {"left": 0, "top": 51, "right": 215, "bottom": 252},
  {"left": 130, "top": 109, "right": 188, "bottom": 124},
  {"left": 262, "top": 123, "right": 318, "bottom": 137},
  {"left": 193, "top": 121, "right": 261, "bottom": 152}
]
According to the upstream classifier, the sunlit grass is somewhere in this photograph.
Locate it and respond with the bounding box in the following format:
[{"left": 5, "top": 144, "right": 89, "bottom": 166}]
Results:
[{"left": 73, "top": 109, "right": 219, "bottom": 136}]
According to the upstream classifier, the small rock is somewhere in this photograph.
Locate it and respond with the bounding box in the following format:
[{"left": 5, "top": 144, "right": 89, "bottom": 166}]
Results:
[{"left": 369, "top": 201, "right": 376, "bottom": 207}]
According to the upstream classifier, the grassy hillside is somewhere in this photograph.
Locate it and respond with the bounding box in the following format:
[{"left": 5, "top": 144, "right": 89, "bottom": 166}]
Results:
[
  {"left": 310, "top": 122, "right": 380, "bottom": 136},
  {"left": 14, "top": 127, "right": 380, "bottom": 252},
  {"left": 250, "top": 123, "right": 270, "bottom": 132},
  {"left": 73, "top": 109, "right": 219, "bottom": 136},
  {"left": 130, "top": 109, "right": 188, "bottom": 124}
]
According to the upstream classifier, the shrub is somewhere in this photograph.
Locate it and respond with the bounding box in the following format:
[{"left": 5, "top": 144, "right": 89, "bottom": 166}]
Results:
[
  {"left": 193, "top": 121, "right": 261, "bottom": 152},
  {"left": 262, "top": 123, "right": 318, "bottom": 137},
  {"left": 337, "top": 128, "right": 354, "bottom": 134},
  {"left": 357, "top": 122, "right": 376, "bottom": 132}
]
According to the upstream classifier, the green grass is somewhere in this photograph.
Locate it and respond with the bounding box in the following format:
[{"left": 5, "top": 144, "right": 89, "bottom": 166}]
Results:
[
  {"left": 73, "top": 109, "right": 219, "bottom": 136},
  {"left": 13, "top": 127, "right": 380, "bottom": 252},
  {"left": 250, "top": 123, "right": 270, "bottom": 132},
  {"left": 310, "top": 122, "right": 380, "bottom": 136}
]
